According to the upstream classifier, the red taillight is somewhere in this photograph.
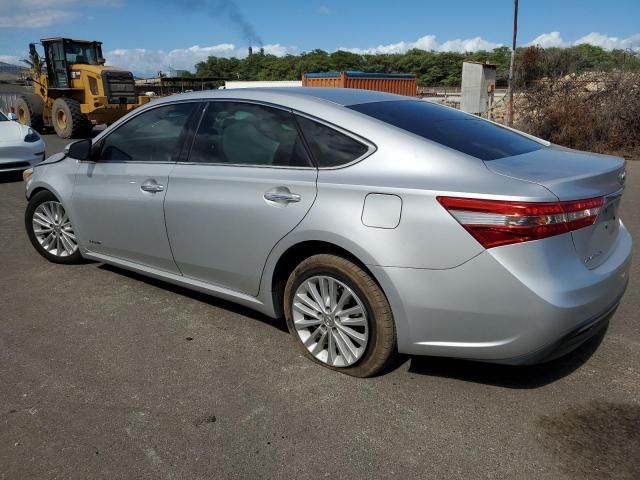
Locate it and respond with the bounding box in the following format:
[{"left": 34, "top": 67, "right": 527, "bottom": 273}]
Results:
[{"left": 437, "top": 196, "right": 604, "bottom": 248}]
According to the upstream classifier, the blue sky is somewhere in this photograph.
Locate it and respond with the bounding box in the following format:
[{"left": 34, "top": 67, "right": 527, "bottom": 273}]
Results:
[{"left": 1, "top": 0, "right": 639, "bottom": 75}]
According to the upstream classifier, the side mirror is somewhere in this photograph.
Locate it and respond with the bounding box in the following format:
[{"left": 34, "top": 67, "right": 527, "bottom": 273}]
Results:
[
  {"left": 64, "top": 139, "right": 92, "bottom": 160},
  {"left": 7, "top": 112, "right": 18, "bottom": 121}
]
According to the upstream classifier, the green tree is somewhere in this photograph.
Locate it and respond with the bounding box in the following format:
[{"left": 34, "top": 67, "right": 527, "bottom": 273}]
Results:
[
  {"left": 21, "top": 48, "right": 43, "bottom": 79},
  {"left": 191, "top": 44, "right": 640, "bottom": 87},
  {"left": 330, "top": 50, "right": 365, "bottom": 71}
]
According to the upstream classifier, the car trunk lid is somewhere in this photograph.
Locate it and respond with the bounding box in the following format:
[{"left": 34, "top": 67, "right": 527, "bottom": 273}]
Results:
[{"left": 485, "top": 145, "right": 626, "bottom": 269}]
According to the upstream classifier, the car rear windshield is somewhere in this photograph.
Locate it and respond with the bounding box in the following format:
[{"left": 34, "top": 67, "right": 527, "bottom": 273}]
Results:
[{"left": 348, "top": 100, "right": 543, "bottom": 161}]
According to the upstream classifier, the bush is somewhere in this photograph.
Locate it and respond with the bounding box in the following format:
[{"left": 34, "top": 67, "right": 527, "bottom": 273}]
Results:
[{"left": 516, "top": 72, "right": 640, "bottom": 159}]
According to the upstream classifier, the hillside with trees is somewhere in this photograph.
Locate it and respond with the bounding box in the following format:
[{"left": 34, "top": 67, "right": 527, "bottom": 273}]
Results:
[{"left": 194, "top": 44, "right": 640, "bottom": 86}]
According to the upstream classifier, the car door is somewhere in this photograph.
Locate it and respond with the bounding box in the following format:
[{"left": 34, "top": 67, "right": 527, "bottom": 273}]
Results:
[
  {"left": 73, "top": 101, "right": 198, "bottom": 273},
  {"left": 164, "top": 101, "right": 318, "bottom": 296}
]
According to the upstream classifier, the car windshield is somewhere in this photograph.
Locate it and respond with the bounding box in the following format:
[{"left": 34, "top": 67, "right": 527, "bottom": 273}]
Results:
[
  {"left": 0, "top": 111, "right": 7, "bottom": 121},
  {"left": 349, "top": 100, "right": 543, "bottom": 161}
]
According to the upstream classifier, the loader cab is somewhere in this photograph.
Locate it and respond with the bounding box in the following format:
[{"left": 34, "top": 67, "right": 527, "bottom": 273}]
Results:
[{"left": 41, "top": 38, "right": 104, "bottom": 89}]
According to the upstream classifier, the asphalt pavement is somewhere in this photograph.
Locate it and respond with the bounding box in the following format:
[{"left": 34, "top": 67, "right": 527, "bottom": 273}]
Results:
[{"left": 0, "top": 133, "right": 638, "bottom": 479}]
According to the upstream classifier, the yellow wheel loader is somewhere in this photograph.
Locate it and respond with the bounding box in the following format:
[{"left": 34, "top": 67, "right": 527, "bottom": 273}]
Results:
[{"left": 6, "top": 38, "right": 151, "bottom": 138}]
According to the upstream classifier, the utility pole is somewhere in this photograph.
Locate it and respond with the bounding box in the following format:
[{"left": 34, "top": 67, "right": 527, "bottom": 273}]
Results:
[{"left": 506, "top": 0, "right": 519, "bottom": 126}]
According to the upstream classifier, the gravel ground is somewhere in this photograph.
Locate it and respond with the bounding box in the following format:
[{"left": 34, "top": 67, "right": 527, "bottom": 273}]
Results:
[{"left": 0, "top": 134, "right": 638, "bottom": 479}]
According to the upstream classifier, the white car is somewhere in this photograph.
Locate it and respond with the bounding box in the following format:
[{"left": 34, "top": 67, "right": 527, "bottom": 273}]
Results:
[{"left": 0, "top": 111, "right": 45, "bottom": 172}]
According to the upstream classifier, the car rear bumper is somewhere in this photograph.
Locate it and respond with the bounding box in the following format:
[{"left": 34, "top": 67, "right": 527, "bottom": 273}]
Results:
[
  {"left": 496, "top": 297, "right": 620, "bottom": 365},
  {"left": 371, "top": 223, "right": 632, "bottom": 363}
]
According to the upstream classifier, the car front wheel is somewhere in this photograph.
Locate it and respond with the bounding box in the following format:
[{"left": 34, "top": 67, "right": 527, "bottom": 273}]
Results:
[
  {"left": 25, "top": 190, "right": 83, "bottom": 264},
  {"left": 284, "top": 254, "right": 396, "bottom": 377}
]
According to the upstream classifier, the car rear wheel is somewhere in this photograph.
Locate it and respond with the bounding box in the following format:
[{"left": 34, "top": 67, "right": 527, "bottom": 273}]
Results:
[
  {"left": 25, "top": 191, "right": 82, "bottom": 264},
  {"left": 284, "top": 254, "right": 396, "bottom": 377}
]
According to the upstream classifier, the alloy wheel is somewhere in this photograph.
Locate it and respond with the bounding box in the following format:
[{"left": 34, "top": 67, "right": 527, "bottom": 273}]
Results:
[
  {"left": 292, "top": 275, "right": 369, "bottom": 367},
  {"left": 32, "top": 201, "right": 78, "bottom": 257}
]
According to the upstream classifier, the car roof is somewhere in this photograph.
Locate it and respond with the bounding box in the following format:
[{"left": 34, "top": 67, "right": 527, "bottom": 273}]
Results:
[{"left": 157, "top": 87, "right": 409, "bottom": 111}]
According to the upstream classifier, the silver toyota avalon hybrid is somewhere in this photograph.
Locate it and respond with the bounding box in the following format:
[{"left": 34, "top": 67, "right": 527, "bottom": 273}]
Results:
[{"left": 23, "top": 88, "right": 631, "bottom": 377}]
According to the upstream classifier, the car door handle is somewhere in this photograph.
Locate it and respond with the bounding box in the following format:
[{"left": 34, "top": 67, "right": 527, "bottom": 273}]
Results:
[
  {"left": 140, "top": 180, "right": 164, "bottom": 193},
  {"left": 264, "top": 191, "right": 301, "bottom": 203}
]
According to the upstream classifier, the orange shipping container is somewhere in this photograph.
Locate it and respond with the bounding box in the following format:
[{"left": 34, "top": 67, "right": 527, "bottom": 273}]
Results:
[{"left": 302, "top": 71, "right": 417, "bottom": 97}]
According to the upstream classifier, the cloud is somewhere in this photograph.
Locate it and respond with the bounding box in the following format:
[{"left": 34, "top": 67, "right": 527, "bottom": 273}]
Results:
[
  {"left": 317, "top": 5, "right": 333, "bottom": 15},
  {"left": 49, "top": 30, "right": 640, "bottom": 76},
  {"left": 339, "top": 35, "right": 501, "bottom": 54},
  {"left": 105, "top": 43, "right": 299, "bottom": 76},
  {"left": 0, "top": 0, "right": 119, "bottom": 28},
  {"left": 3, "top": 30, "right": 639, "bottom": 74},
  {"left": 343, "top": 31, "right": 640, "bottom": 56},
  {"left": 526, "top": 31, "right": 567, "bottom": 48},
  {"left": 439, "top": 37, "right": 502, "bottom": 52},
  {"left": 0, "top": 55, "right": 21, "bottom": 64},
  {"left": 573, "top": 32, "right": 640, "bottom": 51},
  {"left": 527, "top": 31, "right": 640, "bottom": 51},
  {"left": 0, "top": 10, "right": 77, "bottom": 28}
]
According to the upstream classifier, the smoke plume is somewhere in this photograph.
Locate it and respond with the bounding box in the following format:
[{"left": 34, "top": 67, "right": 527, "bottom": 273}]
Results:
[
  {"left": 215, "top": 0, "right": 262, "bottom": 47},
  {"left": 176, "top": 0, "right": 262, "bottom": 47}
]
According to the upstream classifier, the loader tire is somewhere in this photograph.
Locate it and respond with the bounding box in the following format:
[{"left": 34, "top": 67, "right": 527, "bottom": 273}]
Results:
[
  {"left": 52, "top": 97, "right": 91, "bottom": 139},
  {"left": 15, "top": 95, "right": 44, "bottom": 132}
]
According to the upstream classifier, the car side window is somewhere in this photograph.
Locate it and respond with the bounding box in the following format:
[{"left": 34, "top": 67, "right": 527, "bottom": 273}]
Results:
[
  {"left": 99, "top": 102, "right": 195, "bottom": 162},
  {"left": 296, "top": 115, "right": 369, "bottom": 168},
  {"left": 188, "top": 102, "right": 313, "bottom": 167}
]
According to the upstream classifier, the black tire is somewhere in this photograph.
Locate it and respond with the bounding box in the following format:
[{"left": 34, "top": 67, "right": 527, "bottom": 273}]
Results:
[
  {"left": 284, "top": 254, "right": 396, "bottom": 377},
  {"left": 15, "top": 94, "right": 44, "bottom": 132},
  {"left": 25, "top": 190, "right": 83, "bottom": 265},
  {"left": 51, "top": 97, "right": 91, "bottom": 139}
]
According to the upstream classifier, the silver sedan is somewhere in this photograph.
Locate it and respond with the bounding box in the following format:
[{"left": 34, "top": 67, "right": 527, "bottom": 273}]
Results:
[{"left": 23, "top": 88, "right": 631, "bottom": 377}]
